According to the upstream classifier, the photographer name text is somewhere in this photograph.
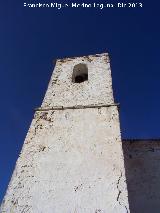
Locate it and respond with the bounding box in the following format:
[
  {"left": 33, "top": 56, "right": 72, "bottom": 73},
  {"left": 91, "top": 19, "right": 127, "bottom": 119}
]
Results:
[{"left": 24, "top": 2, "right": 143, "bottom": 9}]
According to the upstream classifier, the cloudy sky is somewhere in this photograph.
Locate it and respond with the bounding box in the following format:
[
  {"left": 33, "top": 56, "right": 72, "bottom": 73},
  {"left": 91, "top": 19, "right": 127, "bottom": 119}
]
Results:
[{"left": 1, "top": 0, "right": 160, "bottom": 202}]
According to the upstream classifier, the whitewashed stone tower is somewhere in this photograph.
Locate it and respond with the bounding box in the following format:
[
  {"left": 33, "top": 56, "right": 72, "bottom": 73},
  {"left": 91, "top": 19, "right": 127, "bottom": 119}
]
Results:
[{"left": 1, "top": 53, "right": 129, "bottom": 213}]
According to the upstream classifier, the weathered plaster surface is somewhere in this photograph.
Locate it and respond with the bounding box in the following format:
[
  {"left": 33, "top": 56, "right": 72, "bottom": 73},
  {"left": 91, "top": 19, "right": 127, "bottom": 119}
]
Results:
[
  {"left": 123, "top": 140, "right": 160, "bottom": 213},
  {"left": 42, "top": 53, "right": 114, "bottom": 107},
  {"left": 1, "top": 53, "right": 129, "bottom": 213}
]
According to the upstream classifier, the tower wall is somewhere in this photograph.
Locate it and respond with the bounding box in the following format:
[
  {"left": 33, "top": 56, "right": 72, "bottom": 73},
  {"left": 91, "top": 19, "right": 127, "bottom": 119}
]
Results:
[
  {"left": 42, "top": 54, "right": 114, "bottom": 107},
  {"left": 1, "top": 53, "right": 129, "bottom": 213}
]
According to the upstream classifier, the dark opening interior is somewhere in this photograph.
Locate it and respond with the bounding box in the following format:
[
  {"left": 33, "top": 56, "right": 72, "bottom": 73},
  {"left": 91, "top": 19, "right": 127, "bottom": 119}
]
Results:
[
  {"left": 72, "top": 63, "right": 88, "bottom": 83},
  {"left": 75, "top": 73, "right": 88, "bottom": 83}
]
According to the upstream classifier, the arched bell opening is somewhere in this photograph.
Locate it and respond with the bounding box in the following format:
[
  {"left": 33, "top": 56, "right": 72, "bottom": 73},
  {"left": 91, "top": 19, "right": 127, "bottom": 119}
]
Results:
[{"left": 72, "top": 63, "right": 88, "bottom": 83}]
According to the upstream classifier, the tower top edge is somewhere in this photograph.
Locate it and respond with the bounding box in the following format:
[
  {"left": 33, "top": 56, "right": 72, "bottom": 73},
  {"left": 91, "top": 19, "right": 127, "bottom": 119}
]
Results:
[{"left": 53, "top": 52, "right": 109, "bottom": 63}]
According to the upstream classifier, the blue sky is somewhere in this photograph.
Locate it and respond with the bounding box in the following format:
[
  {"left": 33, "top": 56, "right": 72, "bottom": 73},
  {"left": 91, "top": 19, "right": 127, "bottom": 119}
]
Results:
[{"left": 0, "top": 0, "right": 160, "bottom": 202}]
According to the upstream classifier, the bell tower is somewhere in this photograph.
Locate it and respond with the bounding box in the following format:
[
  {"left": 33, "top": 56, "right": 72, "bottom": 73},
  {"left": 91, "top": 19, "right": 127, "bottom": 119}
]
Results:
[{"left": 1, "top": 53, "right": 130, "bottom": 213}]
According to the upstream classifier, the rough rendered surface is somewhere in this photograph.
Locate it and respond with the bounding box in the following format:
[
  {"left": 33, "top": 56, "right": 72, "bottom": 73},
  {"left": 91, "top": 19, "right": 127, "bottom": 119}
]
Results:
[
  {"left": 1, "top": 53, "right": 129, "bottom": 213},
  {"left": 42, "top": 54, "right": 114, "bottom": 107}
]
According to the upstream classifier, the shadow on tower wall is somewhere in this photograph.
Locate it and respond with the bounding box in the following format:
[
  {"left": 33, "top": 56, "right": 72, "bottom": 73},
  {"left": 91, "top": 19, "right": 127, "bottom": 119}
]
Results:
[{"left": 122, "top": 140, "right": 160, "bottom": 213}]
